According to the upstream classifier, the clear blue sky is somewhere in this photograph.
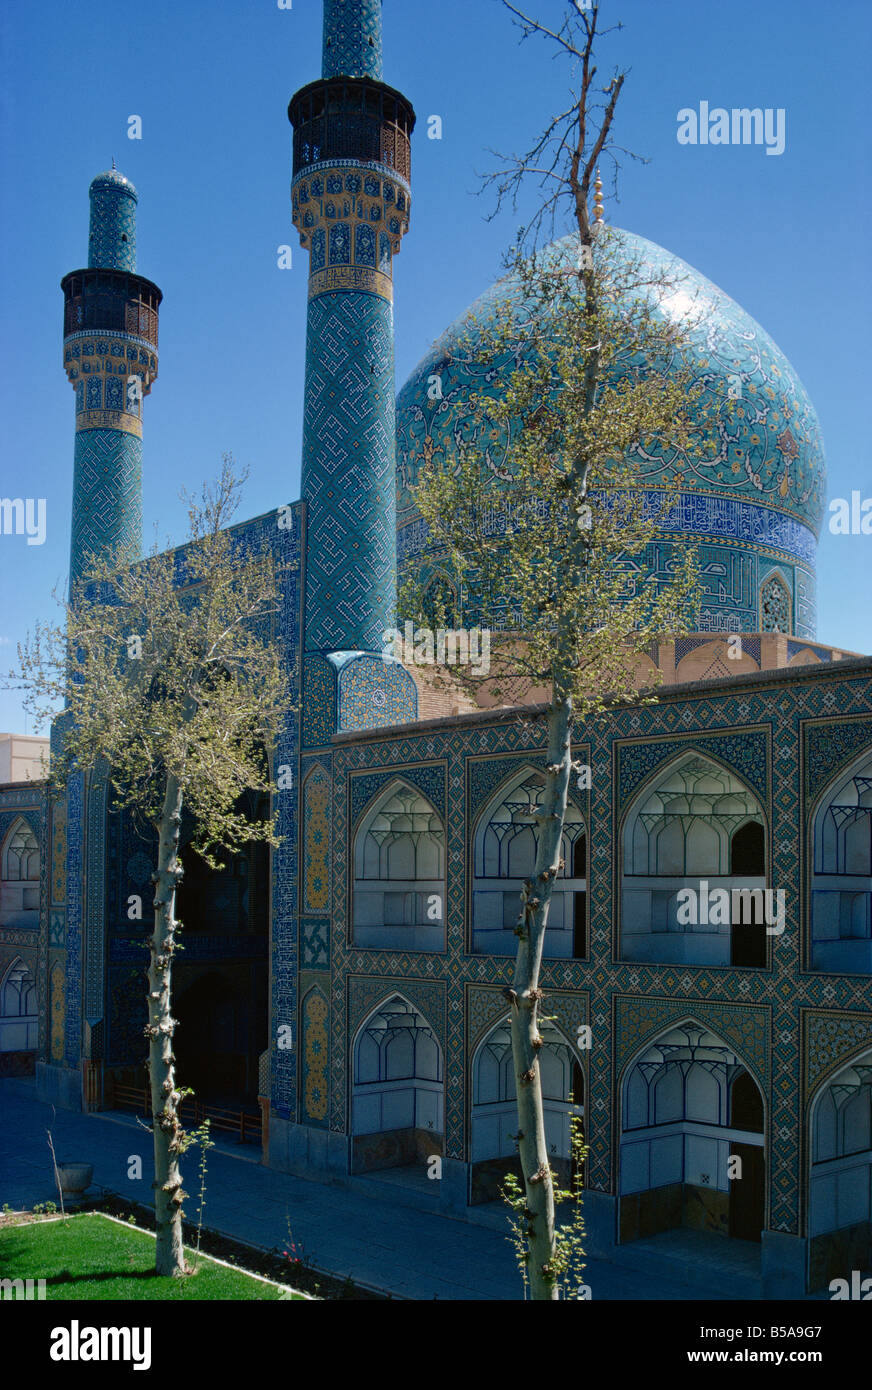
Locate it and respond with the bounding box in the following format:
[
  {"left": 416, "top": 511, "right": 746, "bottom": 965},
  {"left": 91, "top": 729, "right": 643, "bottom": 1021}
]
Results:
[{"left": 1, "top": 0, "right": 870, "bottom": 731}]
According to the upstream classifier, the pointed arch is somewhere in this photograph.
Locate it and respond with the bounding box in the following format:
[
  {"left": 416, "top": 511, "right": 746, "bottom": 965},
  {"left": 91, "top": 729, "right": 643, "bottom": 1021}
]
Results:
[
  {"left": 1, "top": 816, "right": 40, "bottom": 880},
  {"left": 0, "top": 816, "right": 40, "bottom": 930},
  {"left": 809, "top": 748, "right": 872, "bottom": 973},
  {"left": 352, "top": 779, "right": 445, "bottom": 950},
  {"left": 759, "top": 570, "right": 792, "bottom": 634},
  {"left": 620, "top": 751, "right": 768, "bottom": 968},
  {"left": 469, "top": 1010, "right": 584, "bottom": 1203},
  {"left": 619, "top": 1019, "right": 766, "bottom": 1246},
  {"left": 0, "top": 955, "right": 37, "bottom": 1052},
  {"left": 471, "top": 764, "right": 587, "bottom": 959},
  {"left": 807, "top": 1044, "right": 872, "bottom": 1287},
  {"left": 350, "top": 992, "right": 444, "bottom": 1173}
]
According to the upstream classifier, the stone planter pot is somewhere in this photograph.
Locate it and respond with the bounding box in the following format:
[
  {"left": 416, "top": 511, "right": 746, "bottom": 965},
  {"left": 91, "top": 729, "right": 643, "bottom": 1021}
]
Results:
[{"left": 56, "top": 1162, "right": 93, "bottom": 1195}]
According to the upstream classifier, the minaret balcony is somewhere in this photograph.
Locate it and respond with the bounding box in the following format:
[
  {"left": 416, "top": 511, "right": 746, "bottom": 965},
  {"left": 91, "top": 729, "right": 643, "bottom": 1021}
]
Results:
[
  {"left": 289, "top": 77, "right": 414, "bottom": 184},
  {"left": 61, "top": 268, "right": 162, "bottom": 348}
]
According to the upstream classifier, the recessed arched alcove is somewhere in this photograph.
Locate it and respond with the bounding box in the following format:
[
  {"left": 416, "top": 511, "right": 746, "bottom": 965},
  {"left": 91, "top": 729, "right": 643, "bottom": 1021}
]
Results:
[
  {"left": 808, "top": 1046, "right": 872, "bottom": 1288},
  {"left": 350, "top": 994, "right": 444, "bottom": 1174},
  {"left": 352, "top": 782, "right": 446, "bottom": 951},
  {"left": 620, "top": 753, "right": 769, "bottom": 968},
  {"left": 619, "top": 1022, "right": 765, "bottom": 1247},
  {"left": 810, "top": 751, "right": 872, "bottom": 974},
  {"left": 0, "top": 955, "right": 37, "bottom": 1055},
  {"left": 471, "top": 768, "right": 586, "bottom": 958},
  {"left": 0, "top": 817, "right": 40, "bottom": 930},
  {"left": 469, "top": 1014, "right": 583, "bottom": 1203}
]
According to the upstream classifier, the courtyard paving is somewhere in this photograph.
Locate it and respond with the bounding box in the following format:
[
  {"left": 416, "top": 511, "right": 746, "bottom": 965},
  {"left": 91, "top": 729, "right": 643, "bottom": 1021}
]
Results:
[{"left": 0, "top": 1080, "right": 779, "bottom": 1301}]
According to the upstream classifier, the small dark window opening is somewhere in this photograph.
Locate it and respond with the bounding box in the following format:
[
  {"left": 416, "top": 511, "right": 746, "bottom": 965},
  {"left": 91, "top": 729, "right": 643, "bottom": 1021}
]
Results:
[
  {"left": 730, "top": 1069, "right": 764, "bottom": 1132},
  {"left": 731, "top": 821, "right": 765, "bottom": 875},
  {"left": 572, "top": 833, "right": 587, "bottom": 878},
  {"left": 573, "top": 891, "right": 587, "bottom": 959}
]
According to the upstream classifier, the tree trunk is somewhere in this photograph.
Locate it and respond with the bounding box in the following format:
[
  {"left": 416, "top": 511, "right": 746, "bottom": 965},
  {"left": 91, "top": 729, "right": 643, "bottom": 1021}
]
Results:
[
  {"left": 147, "top": 772, "right": 187, "bottom": 1276},
  {"left": 509, "top": 694, "right": 572, "bottom": 1299}
]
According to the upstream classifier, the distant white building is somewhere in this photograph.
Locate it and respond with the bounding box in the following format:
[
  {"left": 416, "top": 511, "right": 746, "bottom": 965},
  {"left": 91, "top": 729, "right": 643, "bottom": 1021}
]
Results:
[{"left": 0, "top": 734, "right": 50, "bottom": 784}]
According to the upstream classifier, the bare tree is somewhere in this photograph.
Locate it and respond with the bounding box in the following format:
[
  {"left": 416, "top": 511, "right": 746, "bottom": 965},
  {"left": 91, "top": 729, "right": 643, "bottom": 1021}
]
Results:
[
  {"left": 8, "top": 460, "right": 295, "bottom": 1276},
  {"left": 401, "top": 3, "right": 721, "bottom": 1298}
]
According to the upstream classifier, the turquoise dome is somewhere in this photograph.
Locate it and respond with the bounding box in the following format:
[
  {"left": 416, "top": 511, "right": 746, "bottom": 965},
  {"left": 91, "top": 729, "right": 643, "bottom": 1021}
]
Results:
[{"left": 396, "top": 227, "right": 825, "bottom": 639}]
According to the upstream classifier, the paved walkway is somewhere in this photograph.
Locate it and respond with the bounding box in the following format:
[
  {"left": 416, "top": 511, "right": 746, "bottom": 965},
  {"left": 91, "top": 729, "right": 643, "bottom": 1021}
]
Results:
[{"left": 0, "top": 1081, "right": 743, "bottom": 1300}]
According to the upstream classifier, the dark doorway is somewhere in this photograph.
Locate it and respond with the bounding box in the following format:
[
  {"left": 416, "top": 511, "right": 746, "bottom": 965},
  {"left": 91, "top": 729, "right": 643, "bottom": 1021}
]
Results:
[
  {"left": 730, "top": 903, "right": 768, "bottom": 968},
  {"left": 730, "top": 1069, "right": 764, "bottom": 1132},
  {"left": 728, "top": 1142, "right": 765, "bottom": 1242},
  {"left": 572, "top": 834, "right": 587, "bottom": 958},
  {"left": 173, "top": 968, "right": 265, "bottom": 1107}
]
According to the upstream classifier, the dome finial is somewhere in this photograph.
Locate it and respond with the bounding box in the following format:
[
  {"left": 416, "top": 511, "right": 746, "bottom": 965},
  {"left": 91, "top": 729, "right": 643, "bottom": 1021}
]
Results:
[
  {"left": 111, "top": 156, "right": 116, "bottom": 170},
  {"left": 593, "top": 168, "right": 605, "bottom": 230}
]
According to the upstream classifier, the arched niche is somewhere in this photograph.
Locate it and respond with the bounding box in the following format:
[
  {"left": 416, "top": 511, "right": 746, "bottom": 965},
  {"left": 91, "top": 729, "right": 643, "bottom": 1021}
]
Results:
[
  {"left": 807, "top": 1046, "right": 872, "bottom": 1289},
  {"left": 675, "top": 638, "right": 759, "bottom": 684},
  {"left": 469, "top": 1014, "right": 583, "bottom": 1203},
  {"left": 350, "top": 994, "right": 444, "bottom": 1174},
  {"left": 352, "top": 781, "right": 446, "bottom": 951},
  {"left": 759, "top": 571, "right": 792, "bottom": 634},
  {"left": 619, "top": 1022, "right": 766, "bottom": 1246},
  {"left": 0, "top": 817, "right": 40, "bottom": 930},
  {"left": 0, "top": 956, "right": 37, "bottom": 1052},
  {"left": 471, "top": 767, "right": 586, "bottom": 958},
  {"left": 620, "top": 753, "right": 768, "bottom": 968},
  {"left": 810, "top": 750, "right": 872, "bottom": 974}
]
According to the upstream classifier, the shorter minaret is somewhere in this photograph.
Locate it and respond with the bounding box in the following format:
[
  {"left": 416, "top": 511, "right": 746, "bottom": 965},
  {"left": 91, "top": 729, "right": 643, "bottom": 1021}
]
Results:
[{"left": 62, "top": 168, "right": 162, "bottom": 592}]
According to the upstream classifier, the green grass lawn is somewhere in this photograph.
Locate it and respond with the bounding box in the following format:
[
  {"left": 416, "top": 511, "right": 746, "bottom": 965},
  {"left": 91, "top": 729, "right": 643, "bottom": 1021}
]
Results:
[{"left": 0, "top": 1213, "right": 307, "bottom": 1300}]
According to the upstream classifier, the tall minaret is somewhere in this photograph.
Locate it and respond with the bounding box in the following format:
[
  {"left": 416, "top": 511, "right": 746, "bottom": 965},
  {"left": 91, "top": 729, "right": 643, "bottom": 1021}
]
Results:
[
  {"left": 62, "top": 169, "right": 162, "bottom": 593},
  {"left": 289, "top": 0, "right": 415, "bottom": 653}
]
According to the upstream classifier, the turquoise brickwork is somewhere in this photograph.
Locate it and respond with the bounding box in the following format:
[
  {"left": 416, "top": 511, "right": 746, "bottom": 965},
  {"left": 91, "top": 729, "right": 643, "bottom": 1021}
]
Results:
[
  {"left": 325, "top": 659, "right": 872, "bottom": 1243},
  {"left": 323, "top": 0, "right": 383, "bottom": 79},
  {"left": 17, "top": 0, "right": 869, "bottom": 1296},
  {"left": 300, "top": 291, "right": 398, "bottom": 651},
  {"left": 291, "top": 0, "right": 413, "bottom": 655},
  {"left": 63, "top": 169, "right": 160, "bottom": 594},
  {"left": 397, "top": 228, "right": 826, "bottom": 639},
  {"left": 69, "top": 428, "right": 143, "bottom": 590},
  {"left": 88, "top": 169, "right": 138, "bottom": 272}
]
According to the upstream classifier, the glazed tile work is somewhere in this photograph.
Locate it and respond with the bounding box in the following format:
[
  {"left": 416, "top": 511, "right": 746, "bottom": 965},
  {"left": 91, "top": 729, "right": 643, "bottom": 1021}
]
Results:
[
  {"left": 298, "top": 292, "right": 399, "bottom": 652},
  {"left": 62, "top": 170, "right": 160, "bottom": 592},
  {"left": 397, "top": 228, "right": 826, "bottom": 638},
  {"left": 3, "top": 0, "right": 869, "bottom": 1299},
  {"left": 291, "top": 0, "right": 411, "bottom": 654},
  {"left": 87, "top": 170, "right": 137, "bottom": 273},
  {"left": 322, "top": 0, "right": 383, "bottom": 81},
  {"left": 321, "top": 662, "right": 872, "bottom": 1245}
]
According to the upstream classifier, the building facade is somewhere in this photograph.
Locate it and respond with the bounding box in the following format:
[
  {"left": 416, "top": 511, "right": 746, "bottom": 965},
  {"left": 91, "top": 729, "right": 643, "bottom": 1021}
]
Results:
[{"left": 1, "top": 0, "right": 870, "bottom": 1299}]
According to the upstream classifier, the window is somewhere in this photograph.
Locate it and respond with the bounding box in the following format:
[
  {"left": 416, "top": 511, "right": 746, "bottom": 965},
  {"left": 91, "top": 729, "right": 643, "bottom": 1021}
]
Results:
[{"left": 759, "top": 573, "right": 791, "bottom": 633}]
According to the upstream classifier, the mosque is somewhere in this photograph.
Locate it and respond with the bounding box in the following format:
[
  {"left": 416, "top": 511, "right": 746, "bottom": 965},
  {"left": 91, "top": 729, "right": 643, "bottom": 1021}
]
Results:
[{"left": 1, "top": 0, "right": 870, "bottom": 1299}]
